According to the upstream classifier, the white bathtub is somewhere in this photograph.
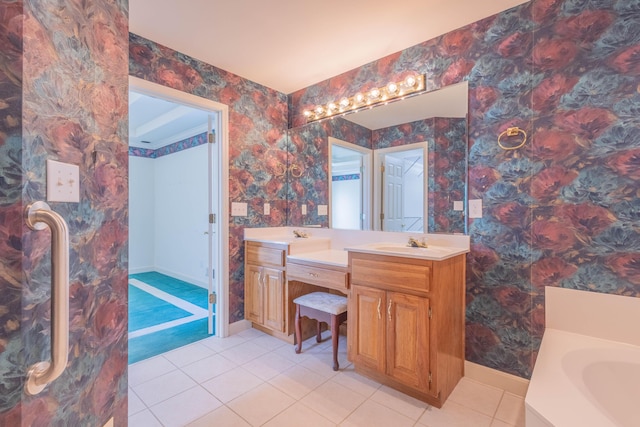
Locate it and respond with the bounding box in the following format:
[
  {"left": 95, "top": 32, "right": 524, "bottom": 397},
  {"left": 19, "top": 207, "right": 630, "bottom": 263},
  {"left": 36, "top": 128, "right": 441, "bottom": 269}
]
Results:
[{"left": 526, "top": 287, "right": 640, "bottom": 427}]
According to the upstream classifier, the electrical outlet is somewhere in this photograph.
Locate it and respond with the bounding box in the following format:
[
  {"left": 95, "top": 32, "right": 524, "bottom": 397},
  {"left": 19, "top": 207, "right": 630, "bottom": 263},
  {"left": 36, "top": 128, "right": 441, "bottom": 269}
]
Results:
[
  {"left": 264, "top": 202, "right": 271, "bottom": 215},
  {"left": 47, "top": 159, "right": 80, "bottom": 203},
  {"left": 318, "top": 205, "right": 328, "bottom": 216},
  {"left": 453, "top": 201, "right": 463, "bottom": 211},
  {"left": 231, "top": 202, "right": 248, "bottom": 216},
  {"left": 469, "top": 199, "right": 483, "bottom": 218},
  {"left": 301, "top": 204, "right": 307, "bottom": 215}
]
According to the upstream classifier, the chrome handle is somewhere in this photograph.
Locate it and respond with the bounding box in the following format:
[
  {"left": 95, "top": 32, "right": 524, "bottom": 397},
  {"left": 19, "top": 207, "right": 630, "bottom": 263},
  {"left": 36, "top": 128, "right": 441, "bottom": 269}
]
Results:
[
  {"left": 308, "top": 272, "right": 319, "bottom": 278},
  {"left": 24, "top": 202, "right": 70, "bottom": 395},
  {"left": 377, "top": 298, "right": 381, "bottom": 320},
  {"left": 388, "top": 299, "right": 392, "bottom": 321}
]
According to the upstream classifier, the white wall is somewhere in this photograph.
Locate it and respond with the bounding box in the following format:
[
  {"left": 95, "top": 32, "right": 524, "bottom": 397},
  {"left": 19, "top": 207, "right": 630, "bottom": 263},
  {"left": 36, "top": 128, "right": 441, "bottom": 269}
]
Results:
[
  {"left": 154, "top": 144, "right": 209, "bottom": 287},
  {"left": 129, "top": 156, "right": 155, "bottom": 273},
  {"left": 332, "top": 178, "right": 361, "bottom": 229}
]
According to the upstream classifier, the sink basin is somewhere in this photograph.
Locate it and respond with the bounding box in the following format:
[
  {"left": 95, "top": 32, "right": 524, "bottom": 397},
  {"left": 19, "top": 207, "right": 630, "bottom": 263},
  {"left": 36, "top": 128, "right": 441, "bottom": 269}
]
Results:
[
  {"left": 371, "top": 245, "right": 450, "bottom": 254},
  {"left": 346, "top": 242, "right": 467, "bottom": 260}
]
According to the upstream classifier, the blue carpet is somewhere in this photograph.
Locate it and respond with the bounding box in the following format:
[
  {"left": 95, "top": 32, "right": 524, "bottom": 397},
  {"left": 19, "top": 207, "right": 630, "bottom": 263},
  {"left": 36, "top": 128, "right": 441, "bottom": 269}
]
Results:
[{"left": 128, "top": 272, "right": 214, "bottom": 364}]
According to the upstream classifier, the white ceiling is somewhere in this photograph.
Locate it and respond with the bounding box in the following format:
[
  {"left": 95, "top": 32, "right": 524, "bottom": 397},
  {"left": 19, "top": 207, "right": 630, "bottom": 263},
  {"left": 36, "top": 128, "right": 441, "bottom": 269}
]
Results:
[{"left": 129, "top": 0, "right": 529, "bottom": 94}]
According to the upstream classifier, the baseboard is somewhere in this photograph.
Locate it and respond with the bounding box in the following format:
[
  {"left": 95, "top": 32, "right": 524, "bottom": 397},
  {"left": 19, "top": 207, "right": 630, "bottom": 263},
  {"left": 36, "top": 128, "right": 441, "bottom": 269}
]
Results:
[
  {"left": 464, "top": 361, "right": 529, "bottom": 397},
  {"left": 153, "top": 267, "right": 208, "bottom": 289},
  {"left": 228, "top": 320, "right": 252, "bottom": 336},
  {"left": 128, "top": 266, "right": 153, "bottom": 275}
]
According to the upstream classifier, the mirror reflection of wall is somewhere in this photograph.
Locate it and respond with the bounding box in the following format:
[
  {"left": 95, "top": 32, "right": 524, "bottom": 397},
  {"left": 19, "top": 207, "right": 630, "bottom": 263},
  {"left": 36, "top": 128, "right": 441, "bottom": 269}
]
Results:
[
  {"left": 286, "top": 81, "right": 468, "bottom": 235},
  {"left": 329, "top": 138, "right": 372, "bottom": 230}
]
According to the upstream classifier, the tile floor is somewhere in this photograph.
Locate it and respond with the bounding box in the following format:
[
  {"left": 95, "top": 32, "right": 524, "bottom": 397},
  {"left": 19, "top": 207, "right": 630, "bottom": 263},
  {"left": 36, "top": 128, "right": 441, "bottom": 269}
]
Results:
[{"left": 129, "top": 328, "right": 526, "bottom": 427}]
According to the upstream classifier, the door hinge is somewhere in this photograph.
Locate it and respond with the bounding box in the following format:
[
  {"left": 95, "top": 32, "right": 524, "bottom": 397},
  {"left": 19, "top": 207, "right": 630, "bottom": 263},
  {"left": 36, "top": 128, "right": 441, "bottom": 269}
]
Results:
[
  {"left": 208, "top": 132, "right": 215, "bottom": 143},
  {"left": 209, "top": 213, "right": 216, "bottom": 224},
  {"left": 428, "top": 307, "right": 432, "bottom": 319},
  {"left": 380, "top": 213, "right": 384, "bottom": 220},
  {"left": 380, "top": 165, "right": 385, "bottom": 173},
  {"left": 212, "top": 269, "right": 215, "bottom": 279},
  {"left": 209, "top": 293, "right": 217, "bottom": 304}
]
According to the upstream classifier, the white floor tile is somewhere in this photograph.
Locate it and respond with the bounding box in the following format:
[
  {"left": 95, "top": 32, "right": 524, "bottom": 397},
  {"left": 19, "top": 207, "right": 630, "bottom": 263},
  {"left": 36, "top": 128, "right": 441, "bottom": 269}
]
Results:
[
  {"left": 330, "top": 368, "right": 381, "bottom": 398},
  {"left": 242, "top": 351, "right": 295, "bottom": 381},
  {"left": 494, "top": 392, "right": 525, "bottom": 427},
  {"left": 128, "top": 387, "right": 146, "bottom": 416},
  {"left": 128, "top": 409, "right": 163, "bottom": 427},
  {"left": 341, "top": 399, "right": 415, "bottom": 427},
  {"left": 297, "top": 351, "right": 349, "bottom": 378},
  {"left": 417, "top": 400, "right": 493, "bottom": 427},
  {"left": 269, "top": 365, "right": 328, "bottom": 400},
  {"left": 252, "top": 334, "right": 289, "bottom": 351},
  {"left": 263, "top": 402, "right": 336, "bottom": 427},
  {"left": 199, "top": 334, "right": 246, "bottom": 353},
  {"left": 369, "top": 385, "right": 428, "bottom": 420},
  {"left": 186, "top": 406, "right": 251, "bottom": 427},
  {"left": 227, "top": 383, "right": 295, "bottom": 426},
  {"left": 236, "top": 327, "right": 266, "bottom": 339},
  {"left": 133, "top": 369, "right": 197, "bottom": 407},
  {"left": 128, "top": 355, "right": 176, "bottom": 387},
  {"left": 447, "top": 377, "right": 504, "bottom": 417},
  {"left": 300, "top": 379, "right": 367, "bottom": 424},
  {"left": 181, "top": 353, "right": 237, "bottom": 383},
  {"left": 163, "top": 341, "right": 216, "bottom": 367},
  {"left": 202, "top": 366, "right": 264, "bottom": 403},
  {"left": 219, "top": 340, "right": 270, "bottom": 365},
  {"left": 149, "top": 385, "right": 222, "bottom": 427},
  {"left": 490, "top": 419, "right": 516, "bottom": 427}
]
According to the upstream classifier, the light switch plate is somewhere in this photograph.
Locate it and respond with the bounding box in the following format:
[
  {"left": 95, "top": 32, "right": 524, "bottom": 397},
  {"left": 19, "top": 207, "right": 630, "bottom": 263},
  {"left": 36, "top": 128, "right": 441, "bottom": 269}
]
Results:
[
  {"left": 318, "top": 205, "right": 328, "bottom": 216},
  {"left": 469, "top": 199, "right": 483, "bottom": 218},
  {"left": 301, "top": 204, "right": 307, "bottom": 215},
  {"left": 231, "top": 202, "right": 248, "bottom": 216},
  {"left": 453, "top": 201, "right": 463, "bottom": 211},
  {"left": 263, "top": 202, "right": 270, "bottom": 215},
  {"left": 47, "top": 159, "right": 80, "bottom": 203}
]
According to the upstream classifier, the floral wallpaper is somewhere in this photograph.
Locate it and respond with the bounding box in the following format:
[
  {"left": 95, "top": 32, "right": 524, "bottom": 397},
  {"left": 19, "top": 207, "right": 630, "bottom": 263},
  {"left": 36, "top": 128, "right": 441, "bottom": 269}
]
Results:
[
  {"left": 289, "top": 0, "right": 640, "bottom": 378},
  {"left": 0, "top": 0, "right": 129, "bottom": 425},
  {"left": 129, "top": 33, "right": 289, "bottom": 324}
]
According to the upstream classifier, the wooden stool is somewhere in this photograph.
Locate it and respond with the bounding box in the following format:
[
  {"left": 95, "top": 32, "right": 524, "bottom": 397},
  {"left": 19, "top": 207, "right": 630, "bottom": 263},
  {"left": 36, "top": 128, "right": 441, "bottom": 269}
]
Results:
[{"left": 293, "top": 292, "right": 348, "bottom": 371}]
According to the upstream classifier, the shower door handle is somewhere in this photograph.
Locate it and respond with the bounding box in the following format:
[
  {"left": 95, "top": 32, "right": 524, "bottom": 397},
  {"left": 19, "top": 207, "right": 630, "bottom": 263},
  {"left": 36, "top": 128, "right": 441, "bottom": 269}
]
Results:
[{"left": 24, "top": 201, "right": 70, "bottom": 395}]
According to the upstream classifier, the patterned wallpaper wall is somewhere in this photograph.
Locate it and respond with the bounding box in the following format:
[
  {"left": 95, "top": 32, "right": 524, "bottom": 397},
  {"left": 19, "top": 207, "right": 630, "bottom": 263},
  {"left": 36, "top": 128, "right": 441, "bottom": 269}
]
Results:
[
  {"left": 129, "top": 33, "right": 289, "bottom": 324},
  {"left": 0, "top": 0, "right": 129, "bottom": 425},
  {"left": 288, "top": 0, "right": 640, "bottom": 378}
]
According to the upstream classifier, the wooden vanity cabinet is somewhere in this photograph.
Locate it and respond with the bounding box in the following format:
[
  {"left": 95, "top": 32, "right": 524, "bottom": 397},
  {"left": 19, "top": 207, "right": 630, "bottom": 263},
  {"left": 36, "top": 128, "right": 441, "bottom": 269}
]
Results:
[
  {"left": 348, "top": 252, "right": 465, "bottom": 408},
  {"left": 244, "top": 241, "right": 286, "bottom": 334}
]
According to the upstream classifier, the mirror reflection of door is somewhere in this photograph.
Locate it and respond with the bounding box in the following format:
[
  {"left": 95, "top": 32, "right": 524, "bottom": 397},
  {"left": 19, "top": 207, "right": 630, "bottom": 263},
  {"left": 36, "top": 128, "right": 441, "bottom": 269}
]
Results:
[
  {"left": 377, "top": 144, "right": 426, "bottom": 233},
  {"left": 329, "top": 138, "right": 372, "bottom": 230}
]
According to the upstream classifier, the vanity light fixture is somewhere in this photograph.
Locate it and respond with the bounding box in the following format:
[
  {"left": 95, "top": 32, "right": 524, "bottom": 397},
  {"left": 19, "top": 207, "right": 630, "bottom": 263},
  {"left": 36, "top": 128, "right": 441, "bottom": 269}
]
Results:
[{"left": 303, "top": 73, "right": 426, "bottom": 122}]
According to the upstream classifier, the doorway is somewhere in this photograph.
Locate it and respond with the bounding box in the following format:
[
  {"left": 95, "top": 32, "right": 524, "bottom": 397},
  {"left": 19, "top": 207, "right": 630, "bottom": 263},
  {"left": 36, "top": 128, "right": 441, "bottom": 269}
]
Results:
[
  {"left": 128, "top": 76, "right": 230, "bottom": 363},
  {"left": 373, "top": 142, "right": 427, "bottom": 232}
]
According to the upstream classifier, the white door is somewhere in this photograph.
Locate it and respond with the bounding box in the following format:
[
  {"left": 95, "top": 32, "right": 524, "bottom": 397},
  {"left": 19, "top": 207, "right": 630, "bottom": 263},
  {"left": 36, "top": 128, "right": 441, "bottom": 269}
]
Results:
[
  {"left": 383, "top": 155, "right": 404, "bottom": 231},
  {"left": 207, "top": 115, "right": 217, "bottom": 334}
]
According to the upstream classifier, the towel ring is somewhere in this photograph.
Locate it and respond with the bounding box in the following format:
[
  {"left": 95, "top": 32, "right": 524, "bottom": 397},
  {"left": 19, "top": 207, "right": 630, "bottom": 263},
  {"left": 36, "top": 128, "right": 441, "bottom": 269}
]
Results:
[
  {"left": 498, "top": 127, "right": 527, "bottom": 150},
  {"left": 289, "top": 164, "right": 303, "bottom": 178}
]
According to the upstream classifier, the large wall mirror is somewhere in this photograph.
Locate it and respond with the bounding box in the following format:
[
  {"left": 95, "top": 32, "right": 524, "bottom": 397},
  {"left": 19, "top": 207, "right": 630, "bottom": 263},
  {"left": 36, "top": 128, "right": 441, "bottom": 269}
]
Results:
[{"left": 286, "top": 81, "right": 468, "bottom": 235}]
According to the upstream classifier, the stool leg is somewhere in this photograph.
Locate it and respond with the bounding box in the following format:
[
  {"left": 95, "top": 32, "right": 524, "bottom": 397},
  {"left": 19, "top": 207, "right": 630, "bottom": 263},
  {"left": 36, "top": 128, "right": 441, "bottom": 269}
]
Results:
[
  {"left": 295, "top": 304, "right": 302, "bottom": 354},
  {"left": 316, "top": 320, "right": 322, "bottom": 343},
  {"left": 331, "top": 314, "right": 339, "bottom": 371}
]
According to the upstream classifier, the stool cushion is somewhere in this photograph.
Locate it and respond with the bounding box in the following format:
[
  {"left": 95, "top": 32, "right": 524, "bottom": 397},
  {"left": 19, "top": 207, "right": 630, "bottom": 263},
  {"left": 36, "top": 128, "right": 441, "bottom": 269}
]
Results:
[{"left": 294, "top": 292, "right": 348, "bottom": 315}]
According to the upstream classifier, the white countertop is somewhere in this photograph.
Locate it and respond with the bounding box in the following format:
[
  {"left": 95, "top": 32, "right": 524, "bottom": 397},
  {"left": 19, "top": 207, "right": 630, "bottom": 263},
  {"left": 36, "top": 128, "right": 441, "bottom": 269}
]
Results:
[
  {"left": 287, "top": 249, "right": 349, "bottom": 268},
  {"left": 344, "top": 242, "right": 469, "bottom": 261}
]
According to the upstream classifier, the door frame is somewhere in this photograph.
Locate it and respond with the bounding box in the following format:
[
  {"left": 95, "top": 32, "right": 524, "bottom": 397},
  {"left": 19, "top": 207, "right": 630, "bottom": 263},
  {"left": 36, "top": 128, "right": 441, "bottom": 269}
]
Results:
[
  {"left": 128, "top": 76, "right": 230, "bottom": 338},
  {"left": 328, "top": 137, "right": 372, "bottom": 230},
  {"left": 373, "top": 141, "right": 428, "bottom": 232}
]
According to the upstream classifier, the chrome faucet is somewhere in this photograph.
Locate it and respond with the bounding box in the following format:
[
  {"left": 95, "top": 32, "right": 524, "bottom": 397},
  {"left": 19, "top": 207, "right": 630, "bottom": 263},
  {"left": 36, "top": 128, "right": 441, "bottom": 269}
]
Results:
[{"left": 408, "top": 237, "right": 428, "bottom": 248}]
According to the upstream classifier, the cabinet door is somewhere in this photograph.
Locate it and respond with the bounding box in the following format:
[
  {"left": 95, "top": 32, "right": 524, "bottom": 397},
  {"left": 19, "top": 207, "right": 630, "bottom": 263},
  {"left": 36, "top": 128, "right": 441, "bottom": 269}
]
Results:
[
  {"left": 349, "top": 285, "right": 386, "bottom": 372},
  {"left": 245, "top": 264, "right": 264, "bottom": 324},
  {"left": 386, "top": 292, "right": 430, "bottom": 389},
  {"left": 262, "top": 267, "right": 284, "bottom": 332}
]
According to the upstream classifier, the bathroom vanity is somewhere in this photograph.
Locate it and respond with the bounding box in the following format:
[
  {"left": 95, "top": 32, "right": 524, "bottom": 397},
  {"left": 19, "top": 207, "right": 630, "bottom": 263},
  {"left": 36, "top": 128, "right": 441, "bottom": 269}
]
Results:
[{"left": 243, "top": 227, "right": 469, "bottom": 407}]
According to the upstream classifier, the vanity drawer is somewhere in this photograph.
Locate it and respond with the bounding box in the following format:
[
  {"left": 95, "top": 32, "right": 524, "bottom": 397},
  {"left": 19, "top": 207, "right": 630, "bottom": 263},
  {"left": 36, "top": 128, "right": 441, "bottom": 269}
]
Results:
[
  {"left": 246, "top": 243, "right": 285, "bottom": 268},
  {"left": 287, "top": 262, "right": 348, "bottom": 292},
  {"left": 351, "top": 255, "right": 431, "bottom": 293}
]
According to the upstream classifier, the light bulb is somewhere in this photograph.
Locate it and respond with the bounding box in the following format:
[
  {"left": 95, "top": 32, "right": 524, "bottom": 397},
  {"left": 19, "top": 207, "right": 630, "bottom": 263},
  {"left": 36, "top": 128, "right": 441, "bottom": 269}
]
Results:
[
  {"left": 369, "top": 88, "right": 381, "bottom": 99},
  {"left": 405, "top": 75, "right": 416, "bottom": 87},
  {"left": 387, "top": 82, "right": 398, "bottom": 94},
  {"left": 354, "top": 93, "right": 365, "bottom": 103},
  {"left": 339, "top": 97, "right": 350, "bottom": 108},
  {"left": 315, "top": 106, "right": 325, "bottom": 115},
  {"left": 328, "top": 103, "right": 337, "bottom": 112}
]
